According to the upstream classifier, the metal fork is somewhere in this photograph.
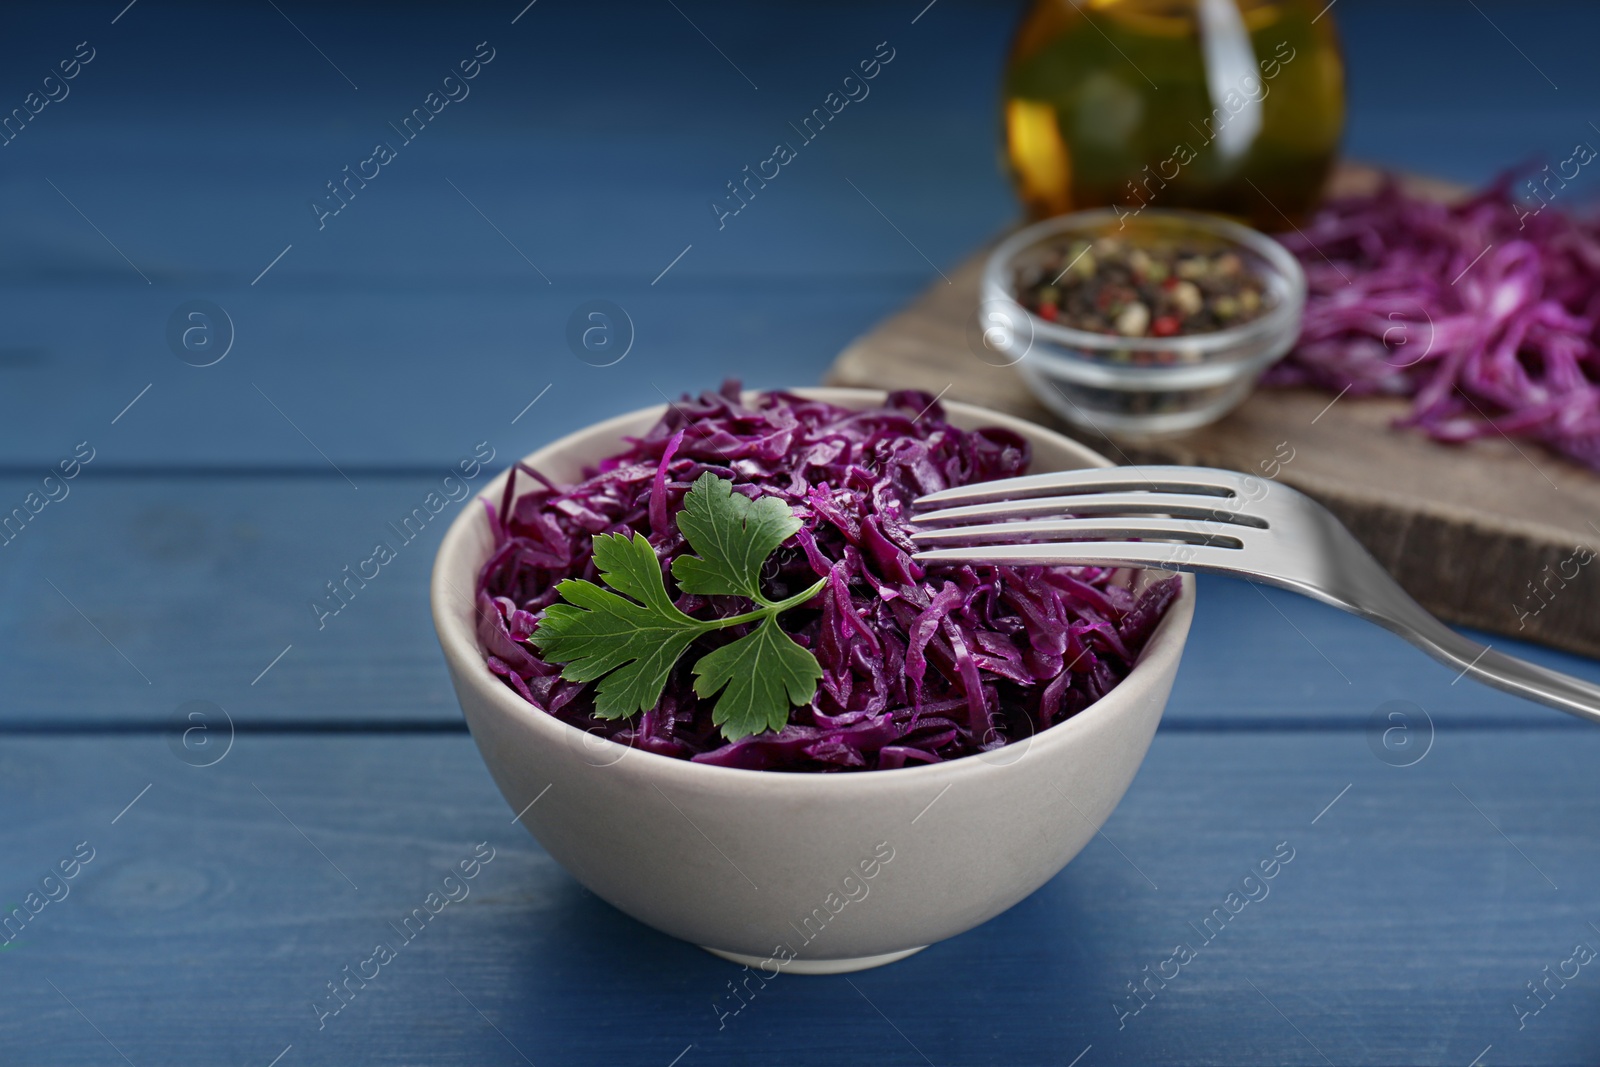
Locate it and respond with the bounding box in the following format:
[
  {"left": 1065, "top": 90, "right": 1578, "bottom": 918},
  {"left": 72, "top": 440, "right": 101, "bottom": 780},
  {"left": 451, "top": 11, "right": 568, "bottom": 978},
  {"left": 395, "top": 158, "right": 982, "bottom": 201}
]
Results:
[{"left": 911, "top": 465, "right": 1600, "bottom": 725}]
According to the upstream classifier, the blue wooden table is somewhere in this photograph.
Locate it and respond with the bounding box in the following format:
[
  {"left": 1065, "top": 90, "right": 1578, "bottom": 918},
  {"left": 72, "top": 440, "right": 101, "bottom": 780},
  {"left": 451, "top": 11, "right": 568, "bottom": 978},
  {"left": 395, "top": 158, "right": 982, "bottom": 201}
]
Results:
[{"left": 4, "top": 2, "right": 1600, "bottom": 1064}]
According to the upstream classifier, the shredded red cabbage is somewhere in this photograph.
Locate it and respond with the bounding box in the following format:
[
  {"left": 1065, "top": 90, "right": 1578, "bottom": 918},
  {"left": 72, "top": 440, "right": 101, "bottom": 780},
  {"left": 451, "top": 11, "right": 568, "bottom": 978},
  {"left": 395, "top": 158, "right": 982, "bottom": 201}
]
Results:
[
  {"left": 1266, "top": 174, "right": 1600, "bottom": 470},
  {"left": 475, "top": 384, "right": 1180, "bottom": 772}
]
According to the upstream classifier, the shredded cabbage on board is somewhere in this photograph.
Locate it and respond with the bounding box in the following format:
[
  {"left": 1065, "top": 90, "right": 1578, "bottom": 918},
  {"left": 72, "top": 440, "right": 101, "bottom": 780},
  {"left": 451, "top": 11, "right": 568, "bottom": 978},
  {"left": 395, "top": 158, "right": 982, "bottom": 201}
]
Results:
[
  {"left": 475, "top": 384, "right": 1180, "bottom": 772},
  {"left": 1268, "top": 174, "right": 1600, "bottom": 470}
]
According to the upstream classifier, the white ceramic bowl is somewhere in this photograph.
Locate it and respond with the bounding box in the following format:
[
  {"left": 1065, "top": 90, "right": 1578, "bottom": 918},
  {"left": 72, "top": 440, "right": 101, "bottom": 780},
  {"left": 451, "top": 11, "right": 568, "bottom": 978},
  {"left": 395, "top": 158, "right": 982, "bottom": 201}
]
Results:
[{"left": 431, "top": 388, "right": 1195, "bottom": 973}]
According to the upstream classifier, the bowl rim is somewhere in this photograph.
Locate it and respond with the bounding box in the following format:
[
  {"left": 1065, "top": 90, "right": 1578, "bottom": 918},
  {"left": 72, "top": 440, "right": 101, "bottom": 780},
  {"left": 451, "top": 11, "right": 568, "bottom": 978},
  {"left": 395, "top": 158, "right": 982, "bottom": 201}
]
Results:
[
  {"left": 981, "top": 207, "right": 1307, "bottom": 361},
  {"left": 430, "top": 386, "right": 1195, "bottom": 793}
]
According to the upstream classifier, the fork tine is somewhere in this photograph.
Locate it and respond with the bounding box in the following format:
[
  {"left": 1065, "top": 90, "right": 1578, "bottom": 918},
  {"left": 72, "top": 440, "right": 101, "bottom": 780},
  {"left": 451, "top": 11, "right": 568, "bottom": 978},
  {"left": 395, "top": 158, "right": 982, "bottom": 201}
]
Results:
[
  {"left": 913, "top": 491, "right": 1270, "bottom": 529},
  {"left": 913, "top": 465, "right": 1252, "bottom": 509},
  {"left": 910, "top": 517, "right": 1249, "bottom": 549},
  {"left": 913, "top": 539, "right": 1245, "bottom": 572}
]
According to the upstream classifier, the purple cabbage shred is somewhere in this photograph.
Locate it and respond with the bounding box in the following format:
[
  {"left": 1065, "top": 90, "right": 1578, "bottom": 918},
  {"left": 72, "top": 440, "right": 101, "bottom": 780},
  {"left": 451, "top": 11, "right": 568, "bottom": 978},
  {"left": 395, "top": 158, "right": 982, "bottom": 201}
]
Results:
[
  {"left": 1268, "top": 173, "right": 1600, "bottom": 470},
  {"left": 475, "top": 384, "right": 1180, "bottom": 772}
]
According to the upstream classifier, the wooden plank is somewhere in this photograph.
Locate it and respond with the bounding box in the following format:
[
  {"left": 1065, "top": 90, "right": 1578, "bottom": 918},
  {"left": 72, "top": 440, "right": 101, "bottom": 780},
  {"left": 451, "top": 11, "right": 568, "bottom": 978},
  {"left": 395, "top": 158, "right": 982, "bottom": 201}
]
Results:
[
  {"left": 0, "top": 475, "right": 466, "bottom": 725},
  {"left": 0, "top": 281, "right": 922, "bottom": 469},
  {"left": 1, "top": 7, "right": 1598, "bottom": 1064},
  {"left": 826, "top": 164, "right": 1600, "bottom": 658},
  {"left": 0, "top": 1, "right": 1018, "bottom": 284},
  {"left": 2, "top": 730, "right": 1598, "bottom": 1065},
  {"left": 5, "top": 476, "right": 1598, "bottom": 728},
  {"left": 0, "top": 0, "right": 1029, "bottom": 470},
  {"left": 0, "top": 0, "right": 1587, "bottom": 326}
]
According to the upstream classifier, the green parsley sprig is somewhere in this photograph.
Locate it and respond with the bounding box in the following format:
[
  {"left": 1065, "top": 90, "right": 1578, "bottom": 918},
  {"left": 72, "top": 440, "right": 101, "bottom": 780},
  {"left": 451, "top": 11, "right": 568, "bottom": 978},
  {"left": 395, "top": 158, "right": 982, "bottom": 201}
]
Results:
[{"left": 530, "top": 472, "right": 827, "bottom": 741}]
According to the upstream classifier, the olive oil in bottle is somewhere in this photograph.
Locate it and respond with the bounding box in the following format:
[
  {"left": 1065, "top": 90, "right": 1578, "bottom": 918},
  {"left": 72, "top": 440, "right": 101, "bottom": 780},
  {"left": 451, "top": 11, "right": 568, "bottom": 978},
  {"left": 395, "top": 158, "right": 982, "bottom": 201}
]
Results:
[{"left": 1003, "top": 0, "right": 1345, "bottom": 227}]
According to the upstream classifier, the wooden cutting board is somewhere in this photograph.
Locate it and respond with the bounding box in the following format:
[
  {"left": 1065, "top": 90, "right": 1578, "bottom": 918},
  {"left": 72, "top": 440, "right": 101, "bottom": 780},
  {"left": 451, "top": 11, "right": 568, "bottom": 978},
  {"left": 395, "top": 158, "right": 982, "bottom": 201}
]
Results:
[{"left": 826, "top": 164, "right": 1600, "bottom": 658}]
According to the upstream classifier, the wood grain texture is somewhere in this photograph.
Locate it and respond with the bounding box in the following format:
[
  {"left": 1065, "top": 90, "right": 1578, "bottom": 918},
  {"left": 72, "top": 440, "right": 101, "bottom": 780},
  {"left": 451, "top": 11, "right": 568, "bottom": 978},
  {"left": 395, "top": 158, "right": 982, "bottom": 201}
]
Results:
[
  {"left": 0, "top": 0, "right": 1022, "bottom": 471},
  {"left": 5, "top": 2, "right": 1600, "bottom": 1063},
  {"left": 826, "top": 165, "right": 1600, "bottom": 658},
  {"left": 3, "top": 731, "right": 1598, "bottom": 1066},
  {"left": 0, "top": 280, "right": 951, "bottom": 471},
  {"left": 0, "top": 475, "right": 467, "bottom": 726}
]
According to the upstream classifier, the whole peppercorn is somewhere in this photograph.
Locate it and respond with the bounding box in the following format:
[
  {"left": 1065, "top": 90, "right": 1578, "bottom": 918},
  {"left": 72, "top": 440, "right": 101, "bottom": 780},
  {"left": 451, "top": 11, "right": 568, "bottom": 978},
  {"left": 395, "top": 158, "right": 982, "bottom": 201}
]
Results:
[{"left": 1015, "top": 235, "right": 1270, "bottom": 339}]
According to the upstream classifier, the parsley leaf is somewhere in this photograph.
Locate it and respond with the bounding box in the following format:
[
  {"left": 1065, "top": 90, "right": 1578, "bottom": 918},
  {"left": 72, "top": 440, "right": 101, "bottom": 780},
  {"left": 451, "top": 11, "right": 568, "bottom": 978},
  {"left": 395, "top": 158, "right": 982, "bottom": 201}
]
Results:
[
  {"left": 531, "top": 532, "right": 710, "bottom": 719},
  {"left": 693, "top": 615, "right": 825, "bottom": 740},
  {"left": 671, "top": 472, "right": 802, "bottom": 604},
  {"left": 530, "top": 474, "right": 827, "bottom": 740}
]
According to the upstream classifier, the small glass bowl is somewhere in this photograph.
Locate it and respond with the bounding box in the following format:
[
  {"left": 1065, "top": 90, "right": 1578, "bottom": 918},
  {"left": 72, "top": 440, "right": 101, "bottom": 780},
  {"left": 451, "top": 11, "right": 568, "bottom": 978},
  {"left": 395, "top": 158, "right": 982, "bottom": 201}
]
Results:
[{"left": 979, "top": 208, "right": 1306, "bottom": 436}]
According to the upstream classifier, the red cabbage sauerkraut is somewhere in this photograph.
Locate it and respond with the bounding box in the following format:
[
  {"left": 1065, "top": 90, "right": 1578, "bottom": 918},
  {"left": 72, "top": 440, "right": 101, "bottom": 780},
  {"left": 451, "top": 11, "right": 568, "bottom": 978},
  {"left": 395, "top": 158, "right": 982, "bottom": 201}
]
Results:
[
  {"left": 1268, "top": 174, "right": 1600, "bottom": 470},
  {"left": 475, "top": 385, "right": 1180, "bottom": 772}
]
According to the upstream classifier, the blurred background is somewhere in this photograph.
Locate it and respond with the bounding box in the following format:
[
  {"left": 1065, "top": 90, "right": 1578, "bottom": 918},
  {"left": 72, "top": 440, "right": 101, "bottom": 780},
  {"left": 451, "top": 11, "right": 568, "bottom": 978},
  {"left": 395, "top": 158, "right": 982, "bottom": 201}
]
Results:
[{"left": 2, "top": 0, "right": 1596, "bottom": 468}]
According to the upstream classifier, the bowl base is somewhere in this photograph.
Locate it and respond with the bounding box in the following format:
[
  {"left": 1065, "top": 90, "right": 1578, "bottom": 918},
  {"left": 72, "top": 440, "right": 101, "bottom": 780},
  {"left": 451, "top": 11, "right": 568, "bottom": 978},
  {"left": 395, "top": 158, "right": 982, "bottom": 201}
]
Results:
[{"left": 700, "top": 945, "right": 927, "bottom": 974}]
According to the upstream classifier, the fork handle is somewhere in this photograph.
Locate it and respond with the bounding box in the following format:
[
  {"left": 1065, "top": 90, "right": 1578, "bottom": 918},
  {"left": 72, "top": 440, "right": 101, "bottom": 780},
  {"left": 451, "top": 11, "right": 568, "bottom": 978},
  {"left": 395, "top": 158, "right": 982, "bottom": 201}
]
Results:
[
  {"left": 1361, "top": 595, "right": 1600, "bottom": 726},
  {"left": 1287, "top": 508, "right": 1600, "bottom": 725},
  {"left": 1406, "top": 629, "right": 1600, "bottom": 725}
]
